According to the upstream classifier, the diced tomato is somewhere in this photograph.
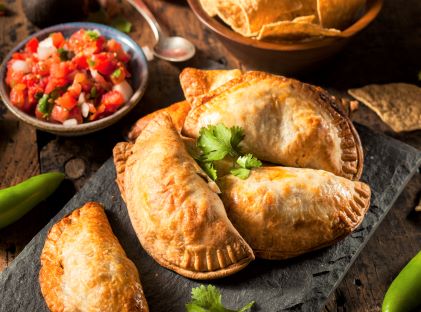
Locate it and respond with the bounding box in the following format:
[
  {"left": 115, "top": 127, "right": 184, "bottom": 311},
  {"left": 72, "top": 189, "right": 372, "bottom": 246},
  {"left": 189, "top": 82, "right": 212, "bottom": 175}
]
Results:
[
  {"left": 25, "top": 38, "right": 39, "bottom": 54},
  {"left": 55, "top": 92, "right": 77, "bottom": 110},
  {"left": 68, "top": 82, "right": 82, "bottom": 97},
  {"left": 68, "top": 29, "right": 105, "bottom": 55},
  {"left": 50, "top": 32, "right": 65, "bottom": 48},
  {"left": 45, "top": 77, "right": 68, "bottom": 94},
  {"left": 68, "top": 106, "right": 83, "bottom": 124},
  {"left": 51, "top": 105, "right": 69, "bottom": 123},
  {"left": 10, "top": 83, "right": 28, "bottom": 110},
  {"left": 6, "top": 65, "right": 24, "bottom": 87},
  {"left": 73, "top": 54, "right": 88, "bottom": 69},
  {"left": 73, "top": 72, "right": 91, "bottom": 91},
  {"left": 106, "top": 39, "right": 130, "bottom": 63},
  {"left": 33, "top": 60, "right": 50, "bottom": 76},
  {"left": 90, "top": 53, "right": 117, "bottom": 76},
  {"left": 35, "top": 106, "right": 47, "bottom": 120},
  {"left": 101, "top": 90, "right": 125, "bottom": 111},
  {"left": 50, "top": 61, "right": 74, "bottom": 78},
  {"left": 28, "top": 85, "right": 44, "bottom": 106},
  {"left": 11, "top": 52, "right": 26, "bottom": 60}
]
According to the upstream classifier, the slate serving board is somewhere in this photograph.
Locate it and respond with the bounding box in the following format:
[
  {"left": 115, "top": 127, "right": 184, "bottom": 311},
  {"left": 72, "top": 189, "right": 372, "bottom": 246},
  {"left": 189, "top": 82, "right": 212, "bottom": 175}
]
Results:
[{"left": 1, "top": 124, "right": 420, "bottom": 312}]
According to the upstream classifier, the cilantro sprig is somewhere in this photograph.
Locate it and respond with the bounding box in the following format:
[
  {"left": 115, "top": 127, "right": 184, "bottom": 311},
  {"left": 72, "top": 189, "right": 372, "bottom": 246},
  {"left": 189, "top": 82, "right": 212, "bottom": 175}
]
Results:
[
  {"left": 196, "top": 124, "right": 262, "bottom": 180},
  {"left": 186, "top": 285, "right": 255, "bottom": 312}
]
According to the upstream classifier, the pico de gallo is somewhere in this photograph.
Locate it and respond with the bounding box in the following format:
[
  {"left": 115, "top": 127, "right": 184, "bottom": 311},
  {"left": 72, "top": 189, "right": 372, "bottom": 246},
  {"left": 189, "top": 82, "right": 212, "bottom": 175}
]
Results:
[{"left": 5, "top": 29, "right": 134, "bottom": 125}]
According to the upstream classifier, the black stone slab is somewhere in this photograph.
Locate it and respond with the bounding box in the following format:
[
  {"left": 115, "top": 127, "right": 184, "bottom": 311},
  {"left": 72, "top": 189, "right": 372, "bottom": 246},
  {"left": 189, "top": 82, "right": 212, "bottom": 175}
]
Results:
[{"left": 1, "top": 124, "right": 420, "bottom": 312}]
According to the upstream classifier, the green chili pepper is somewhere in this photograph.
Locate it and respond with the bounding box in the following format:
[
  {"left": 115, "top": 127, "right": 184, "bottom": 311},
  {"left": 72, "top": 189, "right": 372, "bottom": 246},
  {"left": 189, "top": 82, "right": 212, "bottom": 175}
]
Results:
[
  {"left": 0, "top": 172, "right": 65, "bottom": 229},
  {"left": 382, "top": 251, "right": 421, "bottom": 312}
]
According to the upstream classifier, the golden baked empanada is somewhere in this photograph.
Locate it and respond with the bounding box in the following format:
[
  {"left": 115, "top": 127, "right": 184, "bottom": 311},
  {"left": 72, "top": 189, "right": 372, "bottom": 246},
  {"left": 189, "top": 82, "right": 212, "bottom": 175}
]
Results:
[
  {"left": 128, "top": 101, "right": 192, "bottom": 141},
  {"left": 183, "top": 70, "right": 363, "bottom": 180},
  {"left": 180, "top": 67, "right": 242, "bottom": 107},
  {"left": 113, "top": 113, "right": 254, "bottom": 279},
  {"left": 218, "top": 167, "right": 371, "bottom": 259},
  {"left": 39, "top": 202, "right": 148, "bottom": 312}
]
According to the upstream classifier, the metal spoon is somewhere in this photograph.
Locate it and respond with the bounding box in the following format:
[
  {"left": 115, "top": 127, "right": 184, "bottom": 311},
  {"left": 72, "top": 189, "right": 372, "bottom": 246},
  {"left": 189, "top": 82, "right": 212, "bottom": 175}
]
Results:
[{"left": 127, "top": 0, "right": 196, "bottom": 62}]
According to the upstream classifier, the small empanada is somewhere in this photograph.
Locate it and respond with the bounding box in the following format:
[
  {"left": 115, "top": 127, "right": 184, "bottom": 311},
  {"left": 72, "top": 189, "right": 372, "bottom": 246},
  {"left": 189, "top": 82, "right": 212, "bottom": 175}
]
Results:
[
  {"left": 114, "top": 113, "right": 254, "bottom": 280},
  {"left": 39, "top": 202, "right": 148, "bottom": 312},
  {"left": 182, "top": 70, "right": 363, "bottom": 180},
  {"left": 128, "top": 101, "right": 192, "bottom": 141},
  {"left": 218, "top": 167, "right": 371, "bottom": 259}
]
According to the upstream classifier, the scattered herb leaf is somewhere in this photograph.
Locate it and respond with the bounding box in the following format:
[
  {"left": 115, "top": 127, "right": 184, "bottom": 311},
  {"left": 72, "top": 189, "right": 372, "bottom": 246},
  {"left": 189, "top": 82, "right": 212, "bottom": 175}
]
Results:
[
  {"left": 199, "top": 161, "right": 218, "bottom": 181},
  {"left": 37, "top": 94, "right": 51, "bottom": 116},
  {"left": 90, "top": 86, "right": 97, "bottom": 99},
  {"left": 57, "top": 48, "right": 69, "bottom": 61},
  {"left": 87, "top": 58, "right": 96, "bottom": 67},
  {"left": 197, "top": 124, "right": 243, "bottom": 162},
  {"left": 111, "top": 16, "right": 132, "bottom": 34},
  {"left": 195, "top": 124, "right": 261, "bottom": 181},
  {"left": 186, "top": 285, "right": 255, "bottom": 312},
  {"left": 86, "top": 30, "right": 99, "bottom": 40},
  {"left": 236, "top": 154, "right": 262, "bottom": 169},
  {"left": 112, "top": 68, "right": 122, "bottom": 79}
]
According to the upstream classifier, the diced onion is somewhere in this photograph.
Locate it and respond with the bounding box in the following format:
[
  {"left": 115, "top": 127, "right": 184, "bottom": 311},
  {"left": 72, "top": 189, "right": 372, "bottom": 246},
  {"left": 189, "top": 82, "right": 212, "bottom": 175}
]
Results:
[
  {"left": 63, "top": 118, "right": 78, "bottom": 126},
  {"left": 37, "top": 37, "right": 57, "bottom": 60},
  {"left": 78, "top": 92, "right": 85, "bottom": 105},
  {"left": 113, "top": 80, "right": 133, "bottom": 102},
  {"left": 81, "top": 103, "right": 90, "bottom": 118},
  {"left": 11, "top": 60, "right": 30, "bottom": 73}
]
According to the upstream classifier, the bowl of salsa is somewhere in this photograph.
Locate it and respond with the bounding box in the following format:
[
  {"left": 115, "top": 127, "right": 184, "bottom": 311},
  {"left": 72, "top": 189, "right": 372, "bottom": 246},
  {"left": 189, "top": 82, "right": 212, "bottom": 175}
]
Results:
[{"left": 0, "top": 22, "right": 148, "bottom": 135}]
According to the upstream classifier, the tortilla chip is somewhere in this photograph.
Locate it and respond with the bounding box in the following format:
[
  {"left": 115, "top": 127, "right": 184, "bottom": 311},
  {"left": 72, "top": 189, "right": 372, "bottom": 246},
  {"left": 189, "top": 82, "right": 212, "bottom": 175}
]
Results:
[
  {"left": 257, "top": 19, "right": 341, "bottom": 40},
  {"left": 200, "top": 0, "right": 218, "bottom": 16},
  {"left": 317, "top": 0, "right": 366, "bottom": 29},
  {"left": 292, "top": 14, "right": 317, "bottom": 24},
  {"left": 348, "top": 83, "right": 421, "bottom": 132},
  {"left": 180, "top": 68, "right": 243, "bottom": 107},
  {"left": 216, "top": 0, "right": 307, "bottom": 37}
]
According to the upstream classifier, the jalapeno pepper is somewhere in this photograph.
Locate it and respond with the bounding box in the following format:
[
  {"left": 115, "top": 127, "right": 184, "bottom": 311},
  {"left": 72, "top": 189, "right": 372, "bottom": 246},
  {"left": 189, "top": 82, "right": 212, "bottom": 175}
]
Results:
[
  {"left": 382, "top": 250, "right": 421, "bottom": 312},
  {"left": 0, "top": 172, "right": 64, "bottom": 229}
]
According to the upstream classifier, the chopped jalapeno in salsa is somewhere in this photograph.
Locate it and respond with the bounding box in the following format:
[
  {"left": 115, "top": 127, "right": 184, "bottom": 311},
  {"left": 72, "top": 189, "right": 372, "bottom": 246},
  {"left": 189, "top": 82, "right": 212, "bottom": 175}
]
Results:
[{"left": 5, "top": 29, "right": 134, "bottom": 125}]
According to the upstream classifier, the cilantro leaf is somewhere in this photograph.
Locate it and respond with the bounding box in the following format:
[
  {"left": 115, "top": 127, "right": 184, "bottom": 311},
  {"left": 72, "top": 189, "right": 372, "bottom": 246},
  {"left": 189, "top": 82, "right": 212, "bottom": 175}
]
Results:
[
  {"left": 57, "top": 48, "right": 69, "bottom": 61},
  {"left": 197, "top": 124, "right": 242, "bottom": 161},
  {"left": 194, "top": 124, "right": 261, "bottom": 181},
  {"left": 230, "top": 167, "right": 251, "bottom": 180},
  {"left": 186, "top": 285, "right": 255, "bottom": 312},
  {"left": 236, "top": 154, "right": 262, "bottom": 169},
  {"left": 199, "top": 161, "right": 217, "bottom": 181},
  {"left": 86, "top": 30, "right": 100, "bottom": 40}
]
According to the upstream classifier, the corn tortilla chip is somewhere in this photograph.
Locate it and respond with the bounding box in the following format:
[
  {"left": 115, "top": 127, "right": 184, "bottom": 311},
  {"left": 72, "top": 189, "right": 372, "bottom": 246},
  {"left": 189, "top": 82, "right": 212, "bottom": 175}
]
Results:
[
  {"left": 257, "top": 19, "right": 341, "bottom": 40},
  {"left": 215, "top": 0, "right": 308, "bottom": 37},
  {"left": 317, "top": 0, "right": 366, "bottom": 29},
  {"left": 200, "top": 0, "right": 218, "bottom": 16},
  {"left": 348, "top": 83, "right": 421, "bottom": 132}
]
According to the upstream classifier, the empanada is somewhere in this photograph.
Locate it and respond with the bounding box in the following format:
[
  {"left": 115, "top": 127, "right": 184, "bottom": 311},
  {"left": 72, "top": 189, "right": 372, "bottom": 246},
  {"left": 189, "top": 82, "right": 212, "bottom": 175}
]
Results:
[
  {"left": 128, "top": 101, "right": 192, "bottom": 141},
  {"left": 39, "top": 202, "right": 148, "bottom": 312},
  {"left": 113, "top": 113, "right": 254, "bottom": 279},
  {"left": 218, "top": 167, "right": 371, "bottom": 259},
  {"left": 182, "top": 70, "right": 363, "bottom": 180}
]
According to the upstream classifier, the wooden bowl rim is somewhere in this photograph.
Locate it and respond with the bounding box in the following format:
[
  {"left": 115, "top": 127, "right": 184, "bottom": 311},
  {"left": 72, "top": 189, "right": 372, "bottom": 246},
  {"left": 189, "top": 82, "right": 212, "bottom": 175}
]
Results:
[{"left": 187, "top": 0, "right": 383, "bottom": 51}]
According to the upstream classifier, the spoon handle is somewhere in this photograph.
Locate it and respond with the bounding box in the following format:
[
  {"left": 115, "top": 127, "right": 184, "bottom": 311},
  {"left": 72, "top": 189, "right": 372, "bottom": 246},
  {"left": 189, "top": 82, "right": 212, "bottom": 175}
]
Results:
[{"left": 127, "top": 0, "right": 163, "bottom": 43}]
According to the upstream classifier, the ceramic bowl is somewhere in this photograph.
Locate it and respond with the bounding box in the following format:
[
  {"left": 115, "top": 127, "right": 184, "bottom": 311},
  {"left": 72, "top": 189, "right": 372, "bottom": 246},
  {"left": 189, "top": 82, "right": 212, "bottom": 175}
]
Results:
[
  {"left": 187, "top": 0, "right": 383, "bottom": 74},
  {"left": 0, "top": 22, "right": 148, "bottom": 136}
]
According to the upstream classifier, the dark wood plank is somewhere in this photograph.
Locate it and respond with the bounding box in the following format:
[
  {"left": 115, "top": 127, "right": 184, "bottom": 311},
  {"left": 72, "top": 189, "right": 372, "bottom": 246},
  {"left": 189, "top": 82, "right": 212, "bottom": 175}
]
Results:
[{"left": 0, "top": 0, "right": 420, "bottom": 310}]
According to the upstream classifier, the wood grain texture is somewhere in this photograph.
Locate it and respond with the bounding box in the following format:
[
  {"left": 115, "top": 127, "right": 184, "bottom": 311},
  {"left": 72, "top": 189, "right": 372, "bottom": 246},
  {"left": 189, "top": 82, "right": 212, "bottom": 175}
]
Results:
[{"left": 0, "top": 0, "right": 420, "bottom": 311}]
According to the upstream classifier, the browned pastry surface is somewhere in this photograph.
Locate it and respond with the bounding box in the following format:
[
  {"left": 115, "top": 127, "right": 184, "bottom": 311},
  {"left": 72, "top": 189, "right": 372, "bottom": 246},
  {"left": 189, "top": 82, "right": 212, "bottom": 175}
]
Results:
[
  {"left": 115, "top": 113, "right": 254, "bottom": 279},
  {"left": 219, "top": 167, "right": 371, "bottom": 259},
  {"left": 39, "top": 202, "right": 148, "bottom": 312},
  {"left": 182, "top": 69, "right": 363, "bottom": 180}
]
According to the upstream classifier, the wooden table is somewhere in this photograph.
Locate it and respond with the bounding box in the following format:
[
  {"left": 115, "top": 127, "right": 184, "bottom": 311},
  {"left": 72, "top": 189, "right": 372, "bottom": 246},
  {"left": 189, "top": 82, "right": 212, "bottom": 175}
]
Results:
[{"left": 0, "top": 0, "right": 420, "bottom": 310}]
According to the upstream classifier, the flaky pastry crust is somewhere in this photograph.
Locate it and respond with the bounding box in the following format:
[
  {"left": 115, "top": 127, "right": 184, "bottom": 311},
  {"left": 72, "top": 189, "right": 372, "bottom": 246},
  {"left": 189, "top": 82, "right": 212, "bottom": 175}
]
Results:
[{"left": 39, "top": 202, "right": 148, "bottom": 312}]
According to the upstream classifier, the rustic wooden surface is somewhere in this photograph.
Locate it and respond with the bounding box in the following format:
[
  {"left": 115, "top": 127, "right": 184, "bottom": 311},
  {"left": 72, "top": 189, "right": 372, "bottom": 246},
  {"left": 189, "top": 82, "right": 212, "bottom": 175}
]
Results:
[{"left": 0, "top": 0, "right": 420, "bottom": 311}]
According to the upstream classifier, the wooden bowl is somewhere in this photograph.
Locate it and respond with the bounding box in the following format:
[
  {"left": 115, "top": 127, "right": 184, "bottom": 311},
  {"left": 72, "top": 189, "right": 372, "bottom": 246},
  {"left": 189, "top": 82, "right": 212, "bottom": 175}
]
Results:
[
  {"left": 0, "top": 22, "right": 149, "bottom": 136},
  {"left": 187, "top": 0, "right": 383, "bottom": 74}
]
